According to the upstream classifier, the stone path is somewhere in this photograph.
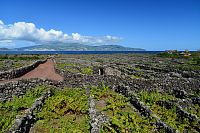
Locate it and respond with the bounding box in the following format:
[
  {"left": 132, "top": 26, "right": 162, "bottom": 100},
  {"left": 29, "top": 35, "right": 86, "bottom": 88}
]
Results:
[{"left": 0, "top": 59, "right": 63, "bottom": 84}]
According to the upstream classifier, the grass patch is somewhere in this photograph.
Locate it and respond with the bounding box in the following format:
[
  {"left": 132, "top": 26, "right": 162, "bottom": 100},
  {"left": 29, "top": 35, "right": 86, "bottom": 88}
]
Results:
[
  {"left": 0, "top": 61, "right": 4, "bottom": 70},
  {"left": 90, "top": 85, "right": 157, "bottom": 133},
  {"left": 157, "top": 51, "right": 200, "bottom": 70},
  {"left": 138, "top": 90, "right": 198, "bottom": 132},
  {"left": 57, "top": 63, "right": 80, "bottom": 73},
  {"left": 57, "top": 63, "right": 93, "bottom": 75},
  {"left": 130, "top": 72, "right": 144, "bottom": 79},
  {"left": 0, "top": 55, "right": 45, "bottom": 61},
  {"left": 81, "top": 67, "right": 93, "bottom": 75},
  {"left": 34, "top": 88, "right": 90, "bottom": 132},
  {"left": 157, "top": 51, "right": 181, "bottom": 58},
  {"left": 138, "top": 90, "right": 175, "bottom": 106}
]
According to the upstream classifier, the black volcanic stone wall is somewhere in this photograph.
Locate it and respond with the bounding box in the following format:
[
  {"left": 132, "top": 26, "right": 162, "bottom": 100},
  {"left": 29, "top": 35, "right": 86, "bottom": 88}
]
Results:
[
  {"left": 136, "top": 64, "right": 200, "bottom": 79},
  {"left": 61, "top": 70, "right": 200, "bottom": 95},
  {"left": 1, "top": 64, "right": 199, "bottom": 102},
  {"left": 0, "top": 60, "right": 47, "bottom": 80},
  {"left": 0, "top": 79, "right": 63, "bottom": 101},
  {"left": 8, "top": 89, "right": 52, "bottom": 133}
]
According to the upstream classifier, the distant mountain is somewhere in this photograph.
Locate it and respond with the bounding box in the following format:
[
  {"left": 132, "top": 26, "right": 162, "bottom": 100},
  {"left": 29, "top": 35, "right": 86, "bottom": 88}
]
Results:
[
  {"left": 15, "top": 43, "right": 145, "bottom": 51},
  {"left": 0, "top": 48, "right": 10, "bottom": 51}
]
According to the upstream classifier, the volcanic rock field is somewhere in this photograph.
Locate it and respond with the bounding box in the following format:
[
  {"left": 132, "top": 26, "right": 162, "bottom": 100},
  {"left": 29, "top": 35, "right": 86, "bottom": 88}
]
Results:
[{"left": 0, "top": 53, "right": 200, "bottom": 133}]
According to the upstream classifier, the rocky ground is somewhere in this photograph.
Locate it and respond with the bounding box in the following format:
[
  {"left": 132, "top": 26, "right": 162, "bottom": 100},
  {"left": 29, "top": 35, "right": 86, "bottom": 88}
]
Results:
[
  {"left": 0, "top": 54, "right": 46, "bottom": 72},
  {"left": 0, "top": 53, "right": 200, "bottom": 133}
]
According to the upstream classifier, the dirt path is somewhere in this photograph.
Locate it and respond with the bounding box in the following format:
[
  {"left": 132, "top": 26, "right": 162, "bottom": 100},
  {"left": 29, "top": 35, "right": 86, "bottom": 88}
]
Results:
[{"left": 0, "top": 59, "right": 63, "bottom": 84}]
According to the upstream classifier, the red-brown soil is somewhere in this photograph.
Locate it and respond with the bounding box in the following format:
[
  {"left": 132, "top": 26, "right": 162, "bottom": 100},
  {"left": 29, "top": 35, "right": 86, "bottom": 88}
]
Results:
[{"left": 0, "top": 59, "right": 63, "bottom": 84}]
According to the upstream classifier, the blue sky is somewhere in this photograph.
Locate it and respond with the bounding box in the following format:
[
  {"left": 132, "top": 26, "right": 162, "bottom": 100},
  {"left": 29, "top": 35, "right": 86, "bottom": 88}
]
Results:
[{"left": 0, "top": 0, "right": 200, "bottom": 50}]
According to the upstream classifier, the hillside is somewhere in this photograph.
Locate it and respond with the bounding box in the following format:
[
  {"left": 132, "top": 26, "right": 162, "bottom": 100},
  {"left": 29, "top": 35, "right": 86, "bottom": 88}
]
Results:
[
  {"left": 15, "top": 43, "right": 145, "bottom": 51},
  {"left": 0, "top": 48, "right": 10, "bottom": 51}
]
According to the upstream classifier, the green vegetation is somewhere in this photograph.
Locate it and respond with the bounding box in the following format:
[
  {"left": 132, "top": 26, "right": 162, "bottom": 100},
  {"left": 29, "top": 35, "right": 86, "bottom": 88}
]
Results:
[
  {"left": 62, "top": 67, "right": 80, "bottom": 73},
  {"left": 95, "top": 59, "right": 104, "bottom": 63},
  {"left": 130, "top": 71, "right": 144, "bottom": 79},
  {"left": 127, "top": 66, "right": 144, "bottom": 79},
  {"left": 1, "top": 53, "right": 199, "bottom": 132},
  {"left": 0, "top": 55, "right": 46, "bottom": 71},
  {"left": 34, "top": 88, "right": 90, "bottom": 132},
  {"left": 57, "top": 62, "right": 93, "bottom": 75},
  {"left": 57, "top": 63, "right": 77, "bottom": 68},
  {"left": 0, "top": 62, "right": 4, "bottom": 69},
  {"left": 13, "top": 61, "right": 23, "bottom": 68},
  {"left": 81, "top": 67, "right": 93, "bottom": 75},
  {"left": 57, "top": 63, "right": 80, "bottom": 73},
  {"left": 192, "top": 57, "right": 200, "bottom": 65},
  {"left": 0, "top": 60, "right": 32, "bottom": 70},
  {"left": 138, "top": 90, "right": 198, "bottom": 132},
  {"left": 138, "top": 90, "right": 175, "bottom": 106},
  {"left": 157, "top": 51, "right": 200, "bottom": 70},
  {"left": 0, "top": 86, "right": 47, "bottom": 132},
  {"left": 130, "top": 74, "right": 141, "bottom": 79},
  {"left": 0, "top": 55, "right": 45, "bottom": 61},
  {"left": 183, "top": 104, "right": 200, "bottom": 119},
  {"left": 157, "top": 50, "right": 200, "bottom": 59},
  {"left": 157, "top": 51, "right": 181, "bottom": 58},
  {"left": 16, "top": 43, "right": 145, "bottom": 51},
  {"left": 90, "top": 85, "right": 156, "bottom": 133},
  {"left": 174, "top": 64, "right": 200, "bottom": 71},
  {"left": 134, "top": 67, "right": 141, "bottom": 71}
]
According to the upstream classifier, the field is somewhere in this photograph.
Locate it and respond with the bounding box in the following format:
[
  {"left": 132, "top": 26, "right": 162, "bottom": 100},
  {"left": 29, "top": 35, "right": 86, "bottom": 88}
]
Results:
[{"left": 0, "top": 52, "right": 200, "bottom": 133}]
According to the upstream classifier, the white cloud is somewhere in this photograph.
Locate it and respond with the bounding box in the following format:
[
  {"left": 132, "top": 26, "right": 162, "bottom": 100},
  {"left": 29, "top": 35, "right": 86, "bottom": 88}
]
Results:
[
  {"left": 72, "top": 33, "right": 81, "bottom": 40},
  {"left": 0, "top": 20, "right": 122, "bottom": 46},
  {"left": 0, "top": 40, "right": 15, "bottom": 47},
  {"left": 0, "top": 40, "right": 13, "bottom": 43},
  {"left": 0, "top": 20, "right": 4, "bottom": 25}
]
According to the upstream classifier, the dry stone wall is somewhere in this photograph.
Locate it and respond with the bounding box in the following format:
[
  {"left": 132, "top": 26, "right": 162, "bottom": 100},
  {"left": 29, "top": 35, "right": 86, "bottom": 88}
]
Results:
[
  {"left": 0, "top": 60, "right": 47, "bottom": 80},
  {"left": 0, "top": 79, "right": 62, "bottom": 101},
  {"left": 8, "top": 89, "right": 52, "bottom": 133}
]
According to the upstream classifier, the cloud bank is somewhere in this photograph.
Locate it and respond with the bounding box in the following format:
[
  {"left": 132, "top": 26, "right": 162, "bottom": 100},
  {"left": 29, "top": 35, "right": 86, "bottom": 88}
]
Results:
[{"left": 0, "top": 20, "right": 121, "bottom": 46}]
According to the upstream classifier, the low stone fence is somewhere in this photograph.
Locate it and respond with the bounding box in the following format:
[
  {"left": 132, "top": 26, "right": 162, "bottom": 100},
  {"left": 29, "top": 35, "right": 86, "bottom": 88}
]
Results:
[
  {"left": 136, "top": 64, "right": 200, "bottom": 79},
  {"left": 0, "top": 60, "right": 47, "bottom": 80},
  {"left": 60, "top": 70, "right": 200, "bottom": 95},
  {"left": 88, "top": 96, "right": 109, "bottom": 133},
  {"left": 8, "top": 89, "right": 52, "bottom": 133},
  {"left": 0, "top": 79, "right": 63, "bottom": 101},
  {"left": 113, "top": 85, "right": 177, "bottom": 133}
]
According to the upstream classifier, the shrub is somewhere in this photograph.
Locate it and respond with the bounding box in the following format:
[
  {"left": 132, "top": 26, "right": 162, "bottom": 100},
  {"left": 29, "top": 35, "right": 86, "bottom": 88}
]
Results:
[{"left": 35, "top": 88, "right": 90, "bottom": 132}]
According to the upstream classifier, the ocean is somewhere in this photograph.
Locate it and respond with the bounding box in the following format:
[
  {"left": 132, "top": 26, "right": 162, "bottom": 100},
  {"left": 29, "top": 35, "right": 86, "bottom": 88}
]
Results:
[{"left": 0, "top": 51, "right": 163, "bottom": 55}]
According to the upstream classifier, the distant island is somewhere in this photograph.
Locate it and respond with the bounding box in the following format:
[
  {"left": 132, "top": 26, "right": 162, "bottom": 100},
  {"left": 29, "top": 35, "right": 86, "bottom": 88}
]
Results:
[
  {"left": 0, "top": 48, "right": 10, "bottom": 51},
  {"left": 1, "top": 43, "right": 145, "bottom": 51}
]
